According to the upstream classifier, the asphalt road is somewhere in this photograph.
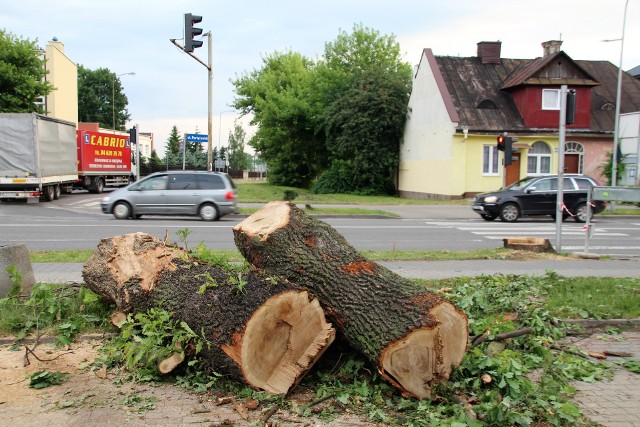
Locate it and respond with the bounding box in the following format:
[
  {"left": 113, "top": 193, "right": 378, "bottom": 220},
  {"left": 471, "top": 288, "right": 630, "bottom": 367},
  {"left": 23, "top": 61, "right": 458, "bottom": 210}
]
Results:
[{"left": 1, "top": 192, "right": 639, "bottom": 259}]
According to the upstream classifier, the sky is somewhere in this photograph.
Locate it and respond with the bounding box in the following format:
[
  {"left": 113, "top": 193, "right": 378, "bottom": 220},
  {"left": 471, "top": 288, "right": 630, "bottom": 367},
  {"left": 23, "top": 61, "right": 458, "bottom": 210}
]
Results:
[{"left": 2, "top": 0, "right": 639, "bottom": 156}]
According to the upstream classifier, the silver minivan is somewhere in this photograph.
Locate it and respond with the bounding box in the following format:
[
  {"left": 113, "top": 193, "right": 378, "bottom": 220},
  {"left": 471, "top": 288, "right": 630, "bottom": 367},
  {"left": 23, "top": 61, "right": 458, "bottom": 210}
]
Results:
[{"left": 101, "top": 171, "right": 238, "bottom": 221}]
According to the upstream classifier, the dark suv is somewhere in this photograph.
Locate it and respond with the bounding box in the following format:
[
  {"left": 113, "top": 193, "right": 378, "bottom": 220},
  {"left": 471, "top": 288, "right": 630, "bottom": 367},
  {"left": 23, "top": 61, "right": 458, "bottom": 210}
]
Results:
[
  {"left": 101, "top": 171, "right": 238, "bottom": 221},
  {"left": 471, "top": 175, "right": 606, "bottom": 223}
]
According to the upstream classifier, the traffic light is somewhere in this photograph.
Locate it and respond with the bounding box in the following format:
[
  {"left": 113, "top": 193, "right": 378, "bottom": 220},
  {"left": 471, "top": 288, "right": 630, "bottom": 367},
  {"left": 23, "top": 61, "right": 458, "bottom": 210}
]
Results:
[
  {"left": 128, "top": 126, "right": 137, "bottom": 144},
  {"left": 184, "top": 13, "right": 203, "bottom": 52},
  {"left": 566, "top": 89, "right": 576, "bottom": 125},
  {"left": 497, "top": 133, "right": 506, "bottom": 151}
]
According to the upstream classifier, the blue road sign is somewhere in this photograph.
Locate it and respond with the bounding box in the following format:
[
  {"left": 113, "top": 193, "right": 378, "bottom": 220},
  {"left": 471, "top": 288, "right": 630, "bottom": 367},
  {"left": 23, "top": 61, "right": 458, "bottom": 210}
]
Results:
[{"left": 185, "top": 133, "right": 209, "bottom": 143}]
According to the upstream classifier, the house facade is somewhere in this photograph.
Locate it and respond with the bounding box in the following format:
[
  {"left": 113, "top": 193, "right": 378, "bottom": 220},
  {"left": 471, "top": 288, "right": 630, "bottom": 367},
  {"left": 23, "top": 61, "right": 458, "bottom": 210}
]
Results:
[{"left": 399, "top": 40, "right": 640, "bottom": 199}]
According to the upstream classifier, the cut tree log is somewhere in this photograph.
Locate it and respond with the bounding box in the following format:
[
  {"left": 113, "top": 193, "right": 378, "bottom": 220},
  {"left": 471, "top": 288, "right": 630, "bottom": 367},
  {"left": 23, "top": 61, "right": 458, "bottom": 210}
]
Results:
[
  {"left": 82, "top": 232, "right": 335, "bottom": 394},
  {"left": 233, "top": 201, "right": 469, "bottom": 399}
]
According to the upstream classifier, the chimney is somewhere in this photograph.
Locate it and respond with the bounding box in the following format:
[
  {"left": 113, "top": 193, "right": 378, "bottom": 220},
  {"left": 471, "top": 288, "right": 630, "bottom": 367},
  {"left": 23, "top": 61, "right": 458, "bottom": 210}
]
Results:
[
  {"left": 48, "top": 36, "right": 64, "bottom": 54},
  {"left": 477, "top": 41, "right": 502, "bottom": 64},
  {"left": 542, "top": 40, "right": 562, "bottom": 57}
]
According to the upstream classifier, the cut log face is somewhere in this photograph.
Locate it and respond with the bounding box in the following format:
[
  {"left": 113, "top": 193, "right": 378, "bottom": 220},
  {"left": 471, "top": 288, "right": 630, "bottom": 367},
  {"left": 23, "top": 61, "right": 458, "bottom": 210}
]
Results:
[
  {"left": 82, "top": 232, "right": 335, "bottom": 394},
  {"left": 233, "top": 201, "right": 469, "bottom": 399}
]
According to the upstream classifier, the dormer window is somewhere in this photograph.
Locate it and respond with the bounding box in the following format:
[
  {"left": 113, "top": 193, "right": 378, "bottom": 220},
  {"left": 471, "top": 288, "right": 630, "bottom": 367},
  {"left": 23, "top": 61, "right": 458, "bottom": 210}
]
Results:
[
  {"left": 542, "top": 89, "right": 561, "bottom": 110},
  {"left": 477, "top": 98, "right": 498, "bottom": 109}
]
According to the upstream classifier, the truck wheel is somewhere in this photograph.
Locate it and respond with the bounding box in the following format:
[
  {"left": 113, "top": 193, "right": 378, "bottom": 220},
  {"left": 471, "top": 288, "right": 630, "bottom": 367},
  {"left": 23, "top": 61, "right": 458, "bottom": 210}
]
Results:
[
  {"left": 54, "top": 185, "right": 61, "bottom": 200},
  {"left": 92, "top": 178, "right": 104, "bottom": 194},
  {"left": 113, "top": 202, "right": 132, "bottom": 219},
  {"left": 499, "top": 203, "right": 520, "bottom": 222},
  {"left": 43, "top": 186, "right": 55, "bottom": 202},
  {"left": 199, "top": 203, "right": 219, "bottom": 221}
]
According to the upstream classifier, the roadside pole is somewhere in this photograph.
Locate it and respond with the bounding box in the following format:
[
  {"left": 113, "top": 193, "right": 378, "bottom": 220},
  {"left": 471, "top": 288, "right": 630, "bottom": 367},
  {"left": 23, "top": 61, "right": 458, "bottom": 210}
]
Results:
[{"left": 555, "top": 85, "right": 568, "bottom": 252}]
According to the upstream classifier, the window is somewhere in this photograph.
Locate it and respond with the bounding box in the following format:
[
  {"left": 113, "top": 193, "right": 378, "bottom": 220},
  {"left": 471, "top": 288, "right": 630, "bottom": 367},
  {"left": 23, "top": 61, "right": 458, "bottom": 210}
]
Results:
[
  {"left": 168, "top": 174, "right": 195, "bottom": 190},
  {"left": 482, "top": 145, "right": 499, "bottom": 175},
  {"left": 542, "top": 89, "right": 560, "bottom": 110},
  {"left": 198, "top": 174, "right": 225, "bottom": 189},
  {"left": 527, "top": 141, "right": 552, "bottom": 175}
]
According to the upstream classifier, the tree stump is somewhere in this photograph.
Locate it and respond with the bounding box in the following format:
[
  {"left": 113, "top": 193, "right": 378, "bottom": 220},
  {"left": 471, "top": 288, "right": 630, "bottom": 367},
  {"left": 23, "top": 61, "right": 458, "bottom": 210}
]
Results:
[
  {"left": 503, "top": 237, "right": 555, "bottom": 253},
  {"left": 82, "top": 232, "right": 335, "bottom": 394},
  {"left": 233, "top": 201, "right": 468, "bottom": 399}
]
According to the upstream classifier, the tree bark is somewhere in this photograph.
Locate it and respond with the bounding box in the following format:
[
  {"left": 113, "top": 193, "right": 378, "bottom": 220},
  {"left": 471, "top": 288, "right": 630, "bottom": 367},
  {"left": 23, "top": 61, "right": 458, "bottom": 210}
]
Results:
[
  {"left": 82, "top": 232, "right": 335, "bottom": 394},
  {"left": 233, "top": 201, "right": 469, "bottom": 399}
]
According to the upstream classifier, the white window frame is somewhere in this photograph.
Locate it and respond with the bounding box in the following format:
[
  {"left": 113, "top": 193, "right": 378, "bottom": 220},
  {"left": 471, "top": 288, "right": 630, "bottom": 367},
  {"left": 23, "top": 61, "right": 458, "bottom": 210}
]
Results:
[
  {"left": 542, "top": 89, "right": 561, "bottom": 110},
  {"left": 482, "top": 145, "right": 500, "bottom": 175},
  {"left": 527, "top": 141, "right": 552, "bottom": 175}
]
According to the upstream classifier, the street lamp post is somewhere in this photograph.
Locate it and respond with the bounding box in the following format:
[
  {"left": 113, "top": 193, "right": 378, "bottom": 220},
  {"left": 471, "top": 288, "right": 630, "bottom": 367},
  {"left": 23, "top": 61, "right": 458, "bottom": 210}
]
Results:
[
  {"left": 609, "top": 0, "right": 629, "bottom": 189},
  {"left": 112, "top": 72, "right": 135, "bottom": 131}
]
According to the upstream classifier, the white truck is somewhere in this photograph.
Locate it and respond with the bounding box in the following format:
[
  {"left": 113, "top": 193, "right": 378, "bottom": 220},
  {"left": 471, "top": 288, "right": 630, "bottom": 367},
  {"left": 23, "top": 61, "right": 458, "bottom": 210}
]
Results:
[{"left": 0, "top": 113, "right": 78, "bottom": 202}]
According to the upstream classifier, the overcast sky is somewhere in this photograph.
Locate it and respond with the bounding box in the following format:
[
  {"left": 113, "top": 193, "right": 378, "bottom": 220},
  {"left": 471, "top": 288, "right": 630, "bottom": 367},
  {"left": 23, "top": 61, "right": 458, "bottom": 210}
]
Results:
[{"left": 2, "top": 0, "right": 638, "bottom": 156}]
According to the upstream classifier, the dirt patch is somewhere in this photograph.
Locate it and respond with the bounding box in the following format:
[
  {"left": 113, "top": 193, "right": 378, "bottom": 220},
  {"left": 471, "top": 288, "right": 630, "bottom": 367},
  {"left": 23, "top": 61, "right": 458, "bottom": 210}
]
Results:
[{"left": 0, "top": 338, "right": 379, "bottom": 426}]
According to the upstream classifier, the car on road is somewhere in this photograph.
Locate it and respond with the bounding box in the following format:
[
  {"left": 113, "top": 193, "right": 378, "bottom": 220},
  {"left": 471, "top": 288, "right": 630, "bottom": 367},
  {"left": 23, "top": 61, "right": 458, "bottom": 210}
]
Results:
[
  {"left": 101, "top": 171, "right": 238, "bottom": 221},
  {"left": 471, "top": 174, "right": 606, "bottom": 222}
]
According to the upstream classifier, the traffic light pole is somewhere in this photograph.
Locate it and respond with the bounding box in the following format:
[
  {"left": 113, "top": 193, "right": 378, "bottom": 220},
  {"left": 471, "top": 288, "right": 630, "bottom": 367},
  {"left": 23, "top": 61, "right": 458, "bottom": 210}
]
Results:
[
  {"left": 207, "top": 31, "right": 213, "bottom": 172},
  {"left": 169, "top": 26, "right": 213, "bottom": 171},
  {"left": 555, "top": 85, "right": 569, "bottom": 252}
]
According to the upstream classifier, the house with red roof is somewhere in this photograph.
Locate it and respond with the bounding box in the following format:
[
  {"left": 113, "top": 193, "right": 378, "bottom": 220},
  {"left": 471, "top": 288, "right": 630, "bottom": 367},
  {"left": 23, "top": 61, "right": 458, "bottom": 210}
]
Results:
[{"left": 399, "top": 40, "right": 640, "bottom": 199}]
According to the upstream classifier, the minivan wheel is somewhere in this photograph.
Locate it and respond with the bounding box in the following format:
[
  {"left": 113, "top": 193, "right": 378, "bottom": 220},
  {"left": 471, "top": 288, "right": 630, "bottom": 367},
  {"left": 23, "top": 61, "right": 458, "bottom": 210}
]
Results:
[
  {"left": 199, "top": 203, "right": 219, "bottom": 221},
  {"left": 499, "top": 203, "right": 520, "bottom": 222},
  {"left": 113, "top": 202, "right": 132, "bottom": 219},
  {"left": 574, "top": 203, "right": 591, "bottom": 223}
]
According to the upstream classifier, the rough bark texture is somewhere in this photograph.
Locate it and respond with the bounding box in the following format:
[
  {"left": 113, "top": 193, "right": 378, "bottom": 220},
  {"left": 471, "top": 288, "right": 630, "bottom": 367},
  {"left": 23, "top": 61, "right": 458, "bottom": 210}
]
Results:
[
  {"left": 82, "top": 232, "right": 335, "bottom": 394},
  {"left": 233, "top": 201, "right": 469, "bottom": 399}
]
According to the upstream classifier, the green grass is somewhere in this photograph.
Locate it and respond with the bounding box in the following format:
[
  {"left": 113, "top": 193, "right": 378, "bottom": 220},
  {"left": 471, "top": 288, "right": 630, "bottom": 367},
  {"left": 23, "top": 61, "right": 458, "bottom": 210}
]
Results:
[
  {"left": 29, "top": 248, "right": 559, "bottom": 264},
  {"left": 544, "top": 276, "right": 640, "bottom": 319},
  {"left": 236, "top": 182, "right": 470, "bottom": 205}
]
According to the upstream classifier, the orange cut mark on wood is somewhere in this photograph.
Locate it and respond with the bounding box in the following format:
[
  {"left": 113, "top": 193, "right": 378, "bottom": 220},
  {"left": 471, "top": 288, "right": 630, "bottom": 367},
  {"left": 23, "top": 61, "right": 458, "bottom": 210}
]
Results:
[
  {"left": 339, "top": 260, "right": 377, "bottom": 275},
  {"left": 305, "top": 235, "right": 316, "bottom": 248}
]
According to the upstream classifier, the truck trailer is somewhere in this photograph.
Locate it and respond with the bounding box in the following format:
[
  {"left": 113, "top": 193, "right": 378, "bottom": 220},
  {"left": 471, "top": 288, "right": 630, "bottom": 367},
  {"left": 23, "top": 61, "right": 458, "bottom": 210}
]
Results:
[
  {"left": 0, "top": 113, "right": 78, "bottom": 202},
  {"left": 75, "top": 129, "right": 134, "bottom": 193}
]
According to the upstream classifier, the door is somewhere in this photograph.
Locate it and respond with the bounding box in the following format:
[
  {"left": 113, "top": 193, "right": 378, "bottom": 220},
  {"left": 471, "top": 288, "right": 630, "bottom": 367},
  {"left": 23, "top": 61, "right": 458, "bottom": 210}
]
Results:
[
  {"left": 565, "top": 154, "right": 580, "bottom": 173},
  {"left": 505, "top": 153, "right": 521, "bottom": 187}
]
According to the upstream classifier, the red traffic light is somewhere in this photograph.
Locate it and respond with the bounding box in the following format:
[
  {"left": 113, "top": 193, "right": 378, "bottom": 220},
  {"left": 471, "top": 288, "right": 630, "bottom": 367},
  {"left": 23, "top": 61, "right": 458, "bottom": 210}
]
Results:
[{"left": 497, "top": 134, "right": 506, "bottom": 151}]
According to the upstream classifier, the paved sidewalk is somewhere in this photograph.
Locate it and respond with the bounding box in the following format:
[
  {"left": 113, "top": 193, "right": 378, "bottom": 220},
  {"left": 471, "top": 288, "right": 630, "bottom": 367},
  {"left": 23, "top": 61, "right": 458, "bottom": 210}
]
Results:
[{"left": 32, "top": 258, "right": 640, "bottom": 284}]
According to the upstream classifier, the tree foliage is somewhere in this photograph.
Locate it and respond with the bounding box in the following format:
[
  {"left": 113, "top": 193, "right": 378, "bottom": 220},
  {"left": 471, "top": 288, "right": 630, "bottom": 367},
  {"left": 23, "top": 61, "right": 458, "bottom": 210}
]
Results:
[
  {"left": 0, "top": 30, "right": 53, "bottom": 113},
  {"left": 165, "top": 125, "right": 182, "bottom": 155},
  {"left": 231, "top": 24, "right": 411, "bottom": 193},
  {"left": 78, "top": 66, "right": 131, "bottom": 130},
  {"left": 227, "top": 121, "right": 251, "bottom": 170},
  {"left": 232, "top": 50, "right": 326, "bottom": 187},
  {"left": 313, "top": 24, "right": 412, "bottom": 195}
]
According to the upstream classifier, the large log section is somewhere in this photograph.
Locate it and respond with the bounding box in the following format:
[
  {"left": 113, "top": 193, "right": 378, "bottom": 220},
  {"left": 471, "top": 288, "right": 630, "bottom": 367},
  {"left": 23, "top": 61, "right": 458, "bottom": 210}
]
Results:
[
  {"left": 82, "top": 232, "right": 335, "bottom": 394},
  {"left": 233, "top": 201, "right": 468, "bottom": 399}
]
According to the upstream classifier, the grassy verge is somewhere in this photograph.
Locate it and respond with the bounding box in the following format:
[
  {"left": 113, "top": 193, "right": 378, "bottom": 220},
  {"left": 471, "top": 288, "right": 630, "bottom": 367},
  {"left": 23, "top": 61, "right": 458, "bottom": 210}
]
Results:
[
  {"left": 236, "top": 182, "right": 470, "bottom": 205},
  {"left": 28, "top": 248, "right": 565, "bottom": 264}
]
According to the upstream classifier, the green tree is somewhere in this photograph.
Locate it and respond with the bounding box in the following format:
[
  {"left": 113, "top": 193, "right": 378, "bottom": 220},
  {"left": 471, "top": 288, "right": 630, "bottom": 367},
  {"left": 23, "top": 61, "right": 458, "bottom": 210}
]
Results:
[
  {"left": 313, "top": 24, "right": 412, "bottom": 195},
  {"left": 77, "top": 66, "right": 131, "bottom": 130},
  {"left": 165, "top": 125, "right": 182, "bottom": 155},
  {"left": 227, "top": 121, "right": 250, "bottom": 170},
  {"left": 232, "top": 50, "right": 326, "bottom": 187},
  {"left": 0, "top": 30, "right": 54, "bottom": 113}
]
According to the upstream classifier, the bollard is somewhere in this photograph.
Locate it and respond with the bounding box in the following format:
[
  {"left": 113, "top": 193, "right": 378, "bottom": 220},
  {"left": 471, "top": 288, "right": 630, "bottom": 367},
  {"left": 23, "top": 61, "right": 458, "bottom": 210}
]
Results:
[{"left": 0, "top": 243, "right": 35, "bottom": 297}]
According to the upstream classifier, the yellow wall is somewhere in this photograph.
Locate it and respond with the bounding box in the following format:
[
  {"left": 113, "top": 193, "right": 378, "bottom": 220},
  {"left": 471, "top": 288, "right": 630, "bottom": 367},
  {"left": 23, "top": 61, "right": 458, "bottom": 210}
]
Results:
[{"left": 45, "top": 40, "right": 78, "bottom": 124}]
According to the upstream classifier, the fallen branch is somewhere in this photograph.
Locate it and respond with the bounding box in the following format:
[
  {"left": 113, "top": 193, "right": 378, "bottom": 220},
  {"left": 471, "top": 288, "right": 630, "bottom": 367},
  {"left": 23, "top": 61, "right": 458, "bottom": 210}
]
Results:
[
  {"left": 471, "top": 327, "right": 534, "bottom": 348},
  {"left": 296, "top": 393, "right": 336, "bottom": 416}
]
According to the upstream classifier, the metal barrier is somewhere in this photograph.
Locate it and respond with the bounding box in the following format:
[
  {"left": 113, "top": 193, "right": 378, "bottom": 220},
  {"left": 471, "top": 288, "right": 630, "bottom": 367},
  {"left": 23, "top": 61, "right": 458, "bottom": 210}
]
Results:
[{"left": 584, "top": 186, "right": 640, "bottom": 252}]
